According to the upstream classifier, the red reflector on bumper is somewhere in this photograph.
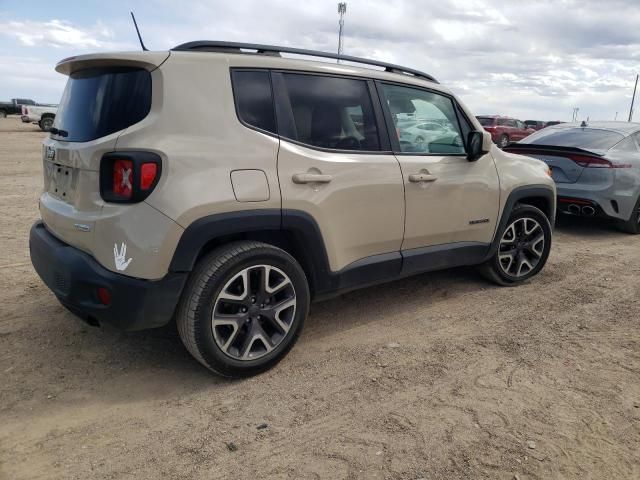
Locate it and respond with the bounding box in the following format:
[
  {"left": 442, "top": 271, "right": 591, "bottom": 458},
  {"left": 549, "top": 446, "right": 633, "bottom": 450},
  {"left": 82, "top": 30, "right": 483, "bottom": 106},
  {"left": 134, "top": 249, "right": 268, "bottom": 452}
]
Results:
[{"left": 97, "top": 287, "right": 112, "bottom": 306}]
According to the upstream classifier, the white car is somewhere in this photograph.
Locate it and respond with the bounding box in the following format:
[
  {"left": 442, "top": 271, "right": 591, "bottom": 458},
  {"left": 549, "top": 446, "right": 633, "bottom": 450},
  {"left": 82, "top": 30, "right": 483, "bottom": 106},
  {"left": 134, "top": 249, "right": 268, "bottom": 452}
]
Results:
[
  {"left": 398, "top": 121, "right": 459, "bottom": 152},
  {"left": 21, "top": 104, "right": 58, "bottom": 132}
]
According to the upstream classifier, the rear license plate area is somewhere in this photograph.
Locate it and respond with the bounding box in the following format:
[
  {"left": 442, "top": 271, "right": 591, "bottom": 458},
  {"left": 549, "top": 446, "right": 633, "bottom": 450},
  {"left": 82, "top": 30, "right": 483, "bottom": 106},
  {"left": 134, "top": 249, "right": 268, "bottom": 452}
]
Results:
[{"left": 47, "top": 163, "right": 73, "bottom": 200}]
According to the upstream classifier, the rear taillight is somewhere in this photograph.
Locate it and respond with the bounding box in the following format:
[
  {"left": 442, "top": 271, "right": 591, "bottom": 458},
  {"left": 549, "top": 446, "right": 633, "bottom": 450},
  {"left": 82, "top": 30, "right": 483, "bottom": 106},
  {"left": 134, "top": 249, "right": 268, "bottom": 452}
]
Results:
[
  {"left": 140, "top": 163, "right": 157, "bottom": 190},
  {"left": 100, "top": 152, "right": 162, "bottom": 203},
  {"left": 568, "top": 154, "right": 631, "bottom": 169},
  {"left": 112, "top": 159, "right": 133, "bottom": 199}
]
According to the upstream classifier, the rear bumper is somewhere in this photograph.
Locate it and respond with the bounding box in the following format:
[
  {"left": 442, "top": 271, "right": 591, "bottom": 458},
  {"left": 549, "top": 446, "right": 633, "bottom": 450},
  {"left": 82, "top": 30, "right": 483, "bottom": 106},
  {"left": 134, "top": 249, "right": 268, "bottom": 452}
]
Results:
[
  {"left": 29, "top": 221, "right": 188, "bottom": 331},
  {"left": 556, "top": 183, "right": 635, "bottom": 220}
]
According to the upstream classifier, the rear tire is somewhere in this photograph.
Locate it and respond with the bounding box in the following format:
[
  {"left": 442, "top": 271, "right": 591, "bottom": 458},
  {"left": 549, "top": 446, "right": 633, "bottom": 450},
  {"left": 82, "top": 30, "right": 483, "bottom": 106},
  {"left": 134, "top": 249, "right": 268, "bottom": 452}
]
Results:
[
  {"left": 479, "top": 204, "right": 552, "bottom": 286},
  {"left": 617, "top": 195, "right": 640, "bottom": 234},
  {"left": 175, "top": 241, "right": 310, "bottom": 378},
  {"left": 39, "top": 116, "right": 54, "bottom": 132}
]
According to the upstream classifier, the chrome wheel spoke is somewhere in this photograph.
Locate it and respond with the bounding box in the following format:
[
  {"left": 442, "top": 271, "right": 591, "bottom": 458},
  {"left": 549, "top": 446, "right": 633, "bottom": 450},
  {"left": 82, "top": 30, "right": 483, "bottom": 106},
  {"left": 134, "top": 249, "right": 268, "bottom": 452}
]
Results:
[
  {"left": 211, "top": 264, "right": 297, "bottom": 361},
  {"left": 212, "top": 315, "right": 244, "bottom": 353},
  {"left": 218, "top": 269, "right": 249, "bottom": 302},
  {"left": 498, "top": 217, "right": 545, "bottom": 278}
]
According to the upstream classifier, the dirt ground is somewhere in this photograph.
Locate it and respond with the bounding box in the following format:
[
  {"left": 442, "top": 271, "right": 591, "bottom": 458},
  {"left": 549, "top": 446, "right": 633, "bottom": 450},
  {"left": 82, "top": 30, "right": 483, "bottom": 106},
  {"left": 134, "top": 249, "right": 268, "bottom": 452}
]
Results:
[{"left": 0, "top": 116, "right": 639, "bottom": 480}]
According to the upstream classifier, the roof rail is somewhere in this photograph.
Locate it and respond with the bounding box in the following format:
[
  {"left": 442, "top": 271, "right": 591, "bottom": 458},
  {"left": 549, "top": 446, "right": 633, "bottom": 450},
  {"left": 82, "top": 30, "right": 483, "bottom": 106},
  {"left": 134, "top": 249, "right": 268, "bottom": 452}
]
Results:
[{"left": 171, "top": 41, "right": 438, "bottom": 83}]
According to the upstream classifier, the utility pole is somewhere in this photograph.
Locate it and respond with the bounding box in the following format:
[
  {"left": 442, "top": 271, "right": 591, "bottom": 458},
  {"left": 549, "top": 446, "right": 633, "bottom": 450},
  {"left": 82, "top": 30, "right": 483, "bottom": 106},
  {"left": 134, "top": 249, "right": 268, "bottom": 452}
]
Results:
[
  {"left": 337, "top": 2, "right": 347, "bottom": 61},
  {"left": 615, "top": 112, "right": 618, "bottom": 121},
  {"left": 572, "top": 107, "right": 579, "bottom": 122},
  {"left": 629, "top": 74, "right": 638, "bottom": 122}
]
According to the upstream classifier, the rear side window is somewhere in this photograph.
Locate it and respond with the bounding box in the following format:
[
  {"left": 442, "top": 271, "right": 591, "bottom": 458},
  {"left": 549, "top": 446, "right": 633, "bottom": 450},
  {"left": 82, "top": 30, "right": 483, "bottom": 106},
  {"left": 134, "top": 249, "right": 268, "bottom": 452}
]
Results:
[
  {"left": 231, "top": 70, "right": 276, "bottom": 134},
  {"left": 611, "top": 135, "right": 639, "bottom": 152},
  {"left": 53, "top": 67, "right": 151, "bottom": 142},
  {"left": 521, "top": 128, "right": 624, "bottom": 151},
  {"left": 276, "top": 73, "right": 381, "bottom": 151}
]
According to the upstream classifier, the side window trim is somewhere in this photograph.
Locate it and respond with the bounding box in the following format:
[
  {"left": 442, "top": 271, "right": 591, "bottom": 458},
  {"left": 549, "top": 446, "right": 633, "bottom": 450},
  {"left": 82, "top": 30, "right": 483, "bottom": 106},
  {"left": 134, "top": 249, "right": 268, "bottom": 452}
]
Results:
[
  {"left": 374, "top": 79, "right": 469, "bottom": 157},
  {"left": 271, "top": 69, "right": 391, "bottom": 155}
]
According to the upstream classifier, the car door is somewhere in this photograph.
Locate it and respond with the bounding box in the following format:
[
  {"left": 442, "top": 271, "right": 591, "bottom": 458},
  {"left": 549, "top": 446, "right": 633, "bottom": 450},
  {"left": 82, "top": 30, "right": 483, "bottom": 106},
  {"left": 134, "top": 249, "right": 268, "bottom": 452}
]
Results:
[
  {"left": 376, "top": 81, "right": 500, "bottom": 270},
  {"left": 273, "top": 72, "right": 405, "bottom": 274}
]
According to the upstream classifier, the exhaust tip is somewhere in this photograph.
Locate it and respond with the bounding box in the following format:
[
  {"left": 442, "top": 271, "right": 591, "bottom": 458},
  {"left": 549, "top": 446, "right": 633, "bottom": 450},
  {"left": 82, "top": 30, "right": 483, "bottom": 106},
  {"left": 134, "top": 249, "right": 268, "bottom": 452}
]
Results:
[
  {"left": 567, "top": 204, "right": 581, "bottom": 215},
  {"left": 582, "top": 206, "right": 596, "bottom": 216}
]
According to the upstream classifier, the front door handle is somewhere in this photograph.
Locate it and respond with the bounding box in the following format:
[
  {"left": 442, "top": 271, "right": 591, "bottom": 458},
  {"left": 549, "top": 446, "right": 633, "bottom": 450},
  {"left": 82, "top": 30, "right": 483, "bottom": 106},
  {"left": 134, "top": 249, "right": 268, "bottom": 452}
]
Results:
[
  {"left": 408, "top": 173, "right": 437, "bottom": 183},
  {"left": 292, "top": 173, "right": 333, "bottom": 184}
]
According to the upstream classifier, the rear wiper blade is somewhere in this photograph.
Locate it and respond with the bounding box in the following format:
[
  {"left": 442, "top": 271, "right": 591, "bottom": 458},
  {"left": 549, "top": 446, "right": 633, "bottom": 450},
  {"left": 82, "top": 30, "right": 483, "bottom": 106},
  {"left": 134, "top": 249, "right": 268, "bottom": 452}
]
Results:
[{"left": 49, "top": 127, "right": 68, "bottom": 138}]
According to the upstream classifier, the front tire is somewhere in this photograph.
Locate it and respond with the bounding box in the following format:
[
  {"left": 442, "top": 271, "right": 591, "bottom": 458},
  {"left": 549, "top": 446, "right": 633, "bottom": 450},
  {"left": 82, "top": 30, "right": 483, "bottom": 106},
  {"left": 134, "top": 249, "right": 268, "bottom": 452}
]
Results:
[
  {"left": 0, "top": 110, "right": 7, "bottom": 119},
  {"left": 479, "top": 204, "right": 552, "bottom": 286},
  {"left": 176, "top": 241, "right": 310, "bottom": 377},
  {"left": 498, "top": 134, "right": 509, "bottom": 149}
]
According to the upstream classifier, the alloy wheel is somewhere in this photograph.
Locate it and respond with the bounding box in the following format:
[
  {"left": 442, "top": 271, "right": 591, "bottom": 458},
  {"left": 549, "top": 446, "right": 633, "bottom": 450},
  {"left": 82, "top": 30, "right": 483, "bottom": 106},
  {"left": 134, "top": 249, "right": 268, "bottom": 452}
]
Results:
[
  {"left": 212, "top": 265, "right": 296, "bottom": 361},
  {"left": 498, "top": 217, "right": 545, "bottom": 277}
]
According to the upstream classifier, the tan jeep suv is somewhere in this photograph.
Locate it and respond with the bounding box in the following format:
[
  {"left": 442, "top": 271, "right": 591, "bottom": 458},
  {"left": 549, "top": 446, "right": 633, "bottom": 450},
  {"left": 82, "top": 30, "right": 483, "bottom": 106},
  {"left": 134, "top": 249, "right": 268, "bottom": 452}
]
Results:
[{"left": 30, "top": 42, "right": 556, "bottom": 377}]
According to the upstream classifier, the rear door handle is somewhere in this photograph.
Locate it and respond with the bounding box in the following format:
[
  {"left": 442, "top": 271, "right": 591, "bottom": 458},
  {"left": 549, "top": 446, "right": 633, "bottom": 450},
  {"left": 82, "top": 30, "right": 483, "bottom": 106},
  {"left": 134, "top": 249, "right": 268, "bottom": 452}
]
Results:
[
  {"left": 292, "top": 173, "right": 333, "bottom": 184},
  {"left": 408, "top": 173, "right": 437, "bottom": 183}
]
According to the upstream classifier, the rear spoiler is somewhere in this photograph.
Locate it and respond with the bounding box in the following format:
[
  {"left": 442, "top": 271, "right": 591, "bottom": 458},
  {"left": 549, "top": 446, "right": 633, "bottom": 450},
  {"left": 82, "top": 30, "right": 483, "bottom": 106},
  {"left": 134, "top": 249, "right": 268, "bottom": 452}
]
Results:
[
  {"left": 503, "top": 144, "right": 605, "bottom": 158},
  {"left": 55, "top": 51, "right": 170, "bottom": 76}
]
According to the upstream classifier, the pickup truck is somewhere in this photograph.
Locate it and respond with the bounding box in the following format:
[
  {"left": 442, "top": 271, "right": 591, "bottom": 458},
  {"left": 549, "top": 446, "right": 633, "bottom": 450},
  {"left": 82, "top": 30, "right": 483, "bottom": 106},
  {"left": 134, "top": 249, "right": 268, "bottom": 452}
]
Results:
[
  {"left": 21, "top": 104, "right": 58, "bottom": 132},
  {"left": 0, "top": 98, "right": 37, "bottom": 117}
]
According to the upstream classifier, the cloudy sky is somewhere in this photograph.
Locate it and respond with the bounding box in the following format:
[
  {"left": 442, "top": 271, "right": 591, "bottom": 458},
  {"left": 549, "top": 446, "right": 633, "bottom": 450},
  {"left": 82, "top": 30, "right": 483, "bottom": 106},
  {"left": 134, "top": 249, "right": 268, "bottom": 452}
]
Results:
[{"left": 1, "top": 0, "right": 639, "bottom": 121}]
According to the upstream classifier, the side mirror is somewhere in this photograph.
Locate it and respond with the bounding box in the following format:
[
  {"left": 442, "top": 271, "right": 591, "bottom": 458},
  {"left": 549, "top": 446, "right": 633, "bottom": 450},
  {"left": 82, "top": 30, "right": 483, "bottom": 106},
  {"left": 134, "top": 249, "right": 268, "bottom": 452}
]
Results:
[{"left": 466, "top": 130, "right": 488, "bottom": 161}]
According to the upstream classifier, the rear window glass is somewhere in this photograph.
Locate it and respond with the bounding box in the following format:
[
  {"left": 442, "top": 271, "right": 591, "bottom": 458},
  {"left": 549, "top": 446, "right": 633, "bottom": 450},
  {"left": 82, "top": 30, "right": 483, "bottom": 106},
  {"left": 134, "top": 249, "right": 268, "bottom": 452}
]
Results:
[
  {"left": 52, "top": 67, "right": 151, "bottom": 142},
  {"left": 476, "top": 117, "right": 494, "bottom": 127},
  {"left": 231, "top": 70, "right": 276, "bottom": 134},
  {"left": 520, "top": 128, "right": 625, "bottom": 151}
]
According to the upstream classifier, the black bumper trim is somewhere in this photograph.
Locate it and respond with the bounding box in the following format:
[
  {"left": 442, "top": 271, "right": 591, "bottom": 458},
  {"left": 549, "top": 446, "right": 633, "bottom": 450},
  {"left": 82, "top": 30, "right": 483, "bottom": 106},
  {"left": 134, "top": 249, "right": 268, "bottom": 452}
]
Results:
[{"left": 29, "top": 221, "right": 188, "bottom": 331}]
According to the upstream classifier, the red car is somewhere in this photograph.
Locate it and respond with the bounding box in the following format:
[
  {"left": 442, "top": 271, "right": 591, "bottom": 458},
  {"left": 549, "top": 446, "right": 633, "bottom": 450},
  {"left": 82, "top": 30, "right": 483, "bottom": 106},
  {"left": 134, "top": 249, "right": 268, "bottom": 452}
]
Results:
[{"left": 476, "top": 115, "right": 536, "bottom": 148}]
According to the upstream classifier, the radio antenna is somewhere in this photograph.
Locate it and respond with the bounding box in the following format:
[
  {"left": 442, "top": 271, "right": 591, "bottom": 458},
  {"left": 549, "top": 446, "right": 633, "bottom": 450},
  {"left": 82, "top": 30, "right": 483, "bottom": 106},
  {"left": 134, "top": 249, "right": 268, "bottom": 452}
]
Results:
[{"left": 130, "top": 12, "right": 149, "bottom": 51}]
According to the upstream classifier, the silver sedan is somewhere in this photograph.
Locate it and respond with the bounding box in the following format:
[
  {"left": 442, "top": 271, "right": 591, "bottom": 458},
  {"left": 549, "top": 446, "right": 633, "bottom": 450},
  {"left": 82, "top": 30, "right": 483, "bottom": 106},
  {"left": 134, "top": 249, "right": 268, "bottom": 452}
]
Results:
[{"left": 505, "top": 121, "right": 640, "bottom": 233}]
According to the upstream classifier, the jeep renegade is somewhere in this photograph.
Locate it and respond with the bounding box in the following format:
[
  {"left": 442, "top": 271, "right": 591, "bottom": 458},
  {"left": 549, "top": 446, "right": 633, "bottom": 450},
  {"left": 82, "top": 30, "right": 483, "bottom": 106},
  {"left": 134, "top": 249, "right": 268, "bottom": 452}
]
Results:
[{"left": 30, "top": 42, "right": 556, "bottom": 377}]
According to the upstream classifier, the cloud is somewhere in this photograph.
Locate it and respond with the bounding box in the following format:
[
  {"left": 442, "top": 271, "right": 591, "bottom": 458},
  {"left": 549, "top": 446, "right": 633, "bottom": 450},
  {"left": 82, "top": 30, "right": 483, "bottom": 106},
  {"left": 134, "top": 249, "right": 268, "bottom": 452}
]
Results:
[
  {"left": 0, "top": 19, "right": 123, "bottom": 50},
  {"left": 0, "top": 0, "right": 639, "bottom": 119}
]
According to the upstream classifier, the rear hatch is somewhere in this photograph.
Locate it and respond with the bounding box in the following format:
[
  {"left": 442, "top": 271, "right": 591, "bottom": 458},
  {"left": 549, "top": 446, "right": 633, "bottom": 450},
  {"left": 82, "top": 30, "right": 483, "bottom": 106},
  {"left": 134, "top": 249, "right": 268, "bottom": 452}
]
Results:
[
  {"left": 504, "top": 127, "right": 624, "bottom": 183},
  {"left": 41, "top": 52, "right": 168, "bottom": 250}
]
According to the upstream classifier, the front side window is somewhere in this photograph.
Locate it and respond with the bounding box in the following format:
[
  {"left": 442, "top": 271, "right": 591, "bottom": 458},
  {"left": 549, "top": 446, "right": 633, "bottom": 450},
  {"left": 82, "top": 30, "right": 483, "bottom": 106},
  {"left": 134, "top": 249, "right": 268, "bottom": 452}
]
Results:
[
  {"left": 381, "top": 83, "right": 465, "bottom": 154},
  {"left": 277, "top": 73, "right": 380, "bottom": 151},
  {"left": 231, "top": 70, "right": 277, "bottom": 134}
]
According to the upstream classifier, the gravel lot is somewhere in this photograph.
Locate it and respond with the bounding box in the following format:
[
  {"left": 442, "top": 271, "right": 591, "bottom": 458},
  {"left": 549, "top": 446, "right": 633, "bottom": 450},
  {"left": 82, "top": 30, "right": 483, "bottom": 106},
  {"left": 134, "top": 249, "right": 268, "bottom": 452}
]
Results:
[{"left": 1, "top": 116, "right": 639, "bottom": 480}]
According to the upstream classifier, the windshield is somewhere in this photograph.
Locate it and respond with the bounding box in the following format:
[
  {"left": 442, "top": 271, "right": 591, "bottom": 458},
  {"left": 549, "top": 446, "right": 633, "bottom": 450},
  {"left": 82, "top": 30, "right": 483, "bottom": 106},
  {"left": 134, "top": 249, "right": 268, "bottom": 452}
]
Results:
[
  {"left": 52, "top": 67, "right": 151, "bottom": 142},
  {"left": 476, "top": 117, "right": 494, "bottom": 127},
  {"left": 520, "top": 127, "right": 624, "bottom": 151}
]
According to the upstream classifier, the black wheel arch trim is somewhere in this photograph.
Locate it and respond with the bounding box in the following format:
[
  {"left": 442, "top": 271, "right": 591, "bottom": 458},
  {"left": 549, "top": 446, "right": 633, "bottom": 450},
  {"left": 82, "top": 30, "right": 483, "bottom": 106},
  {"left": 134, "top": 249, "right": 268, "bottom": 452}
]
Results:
[
  {"left": 484, "top": 184, "right": 556, "bottom": 261},
  {"left": 169, "top": 189, "right": 555, "bottom": 299}
]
